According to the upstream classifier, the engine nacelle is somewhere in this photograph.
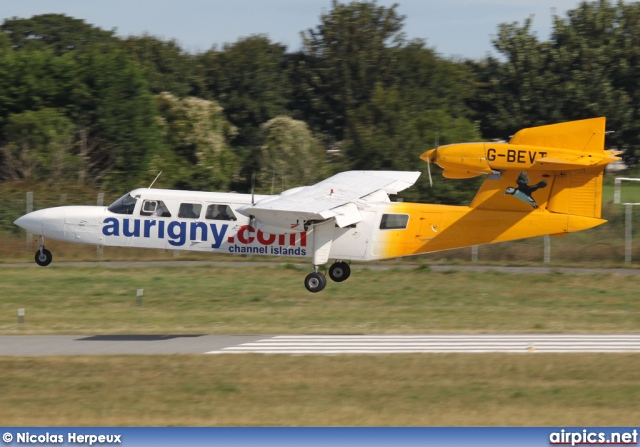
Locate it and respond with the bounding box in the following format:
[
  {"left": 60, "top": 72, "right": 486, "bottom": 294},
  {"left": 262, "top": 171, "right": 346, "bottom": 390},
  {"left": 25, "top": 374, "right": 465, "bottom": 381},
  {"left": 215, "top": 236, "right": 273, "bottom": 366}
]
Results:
[{"left": 422, "top": 141, "right": 620, "bottom": 178}]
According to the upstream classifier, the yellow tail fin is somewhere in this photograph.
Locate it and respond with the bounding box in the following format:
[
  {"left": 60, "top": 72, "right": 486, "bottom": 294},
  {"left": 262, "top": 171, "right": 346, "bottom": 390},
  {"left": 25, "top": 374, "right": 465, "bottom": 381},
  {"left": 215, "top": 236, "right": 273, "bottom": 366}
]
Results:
[{"left": 470, "top": 118, "right": 609, "bottom": 219}]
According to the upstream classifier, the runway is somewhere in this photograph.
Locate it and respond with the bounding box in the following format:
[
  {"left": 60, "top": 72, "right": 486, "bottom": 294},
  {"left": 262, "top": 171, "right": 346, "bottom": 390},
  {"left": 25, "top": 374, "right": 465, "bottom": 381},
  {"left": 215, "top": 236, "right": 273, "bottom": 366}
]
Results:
[
  {"left": 207, "top": 334, "right": 640, "bottom": 354},
  {"left": 0, "top": 334, "right": 639, "bottom": 356}
]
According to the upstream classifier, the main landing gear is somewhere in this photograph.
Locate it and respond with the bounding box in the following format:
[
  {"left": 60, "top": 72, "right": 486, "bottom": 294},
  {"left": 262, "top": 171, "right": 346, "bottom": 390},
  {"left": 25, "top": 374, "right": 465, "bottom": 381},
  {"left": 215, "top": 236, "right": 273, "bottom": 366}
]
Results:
[
  {"left": 328, "top": 261, "right": 351, "bottom": 282},
  {"left": 304, "top": 261, "right": 352, "bottom": 293},
  {"left": 34, "top": 236, "right": 52, "bottom": 267}
]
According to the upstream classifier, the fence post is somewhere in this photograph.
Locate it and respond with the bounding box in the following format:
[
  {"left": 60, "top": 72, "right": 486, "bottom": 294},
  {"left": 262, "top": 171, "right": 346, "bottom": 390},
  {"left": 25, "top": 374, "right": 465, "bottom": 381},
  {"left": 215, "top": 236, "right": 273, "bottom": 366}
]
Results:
[
  {"left": 544, "top": 235, "right": 551, "bottom": 263},
  {"left": 471, "top": 245, "right": 478, "bottom": 262}
]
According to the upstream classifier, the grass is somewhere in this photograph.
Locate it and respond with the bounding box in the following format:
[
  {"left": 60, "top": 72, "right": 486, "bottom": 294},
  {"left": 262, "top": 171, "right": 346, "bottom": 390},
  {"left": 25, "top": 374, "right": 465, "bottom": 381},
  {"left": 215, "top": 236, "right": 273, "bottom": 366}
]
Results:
[
  {"left": 1, "top": 265, "right": 640, "bottom": 334},
  {"left": 1, "top": 354, "right": 639, "bottom": 426}
]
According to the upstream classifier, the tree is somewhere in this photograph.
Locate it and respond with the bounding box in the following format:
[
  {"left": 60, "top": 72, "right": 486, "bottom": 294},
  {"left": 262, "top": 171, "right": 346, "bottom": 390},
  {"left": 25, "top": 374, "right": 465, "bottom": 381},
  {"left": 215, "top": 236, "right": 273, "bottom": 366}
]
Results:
[
  {"left": 67, "top": 44, "right": 162, "bottom": 188},
  {"left": 344, "top": 85, "right": 482, "bottom": 203},
  {"left": 1, "top": 108, "right": 74, "bottom": 181},
  {"left": 468, "top": 18, "right": 562, "bottom": 139},
  {"left": 119, "top": 35, "right": 203, "bottom": 98},
  {"left": 199, "top": 35, "right": 291, "bottom": 147},
  {"left": 0, "top": 14, "right": 115, "bottom": 55},
  {"left": 0, "top": 47, "right": 77, "bottom": 132},
  {"left": 550, "top": 0, "right": 638, "bottom": 165},
  {"left": 471, "top": 1, "right": 640, "bottom": 164},
  {"left": 295, "top": 0, "right": 405, "bottom": 140},
  {"left": 153, "top": 92, "right": 238, "bottom": 191},
  {"left": 391, "top": 40, "right": 476, "bottom": 119},
  {"left": 259, "top": 116, "right": 329, "bottom": 192}
]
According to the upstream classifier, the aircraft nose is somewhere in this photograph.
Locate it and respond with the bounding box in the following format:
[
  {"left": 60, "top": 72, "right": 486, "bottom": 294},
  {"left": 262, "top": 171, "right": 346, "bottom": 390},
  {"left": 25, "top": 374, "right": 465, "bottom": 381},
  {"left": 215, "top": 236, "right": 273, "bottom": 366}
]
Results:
[{"left": 14, "top": 209, "right": 48, "bottom": 234}]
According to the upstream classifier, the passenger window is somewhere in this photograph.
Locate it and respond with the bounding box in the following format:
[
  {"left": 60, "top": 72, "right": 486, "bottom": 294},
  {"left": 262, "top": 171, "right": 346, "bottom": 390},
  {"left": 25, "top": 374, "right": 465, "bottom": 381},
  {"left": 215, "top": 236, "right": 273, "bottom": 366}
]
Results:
[
  {"left": 140, "top": 200, "right": 172, "bottom": 217},
  {"left": 205, "top": 204, "right": 237, "bottom": 221},
  {"left": 379, "top": 214, "right": 409, "bottom": 230},
  {"left": 178, "top": 203, "right": 202, "bottom": 219}
]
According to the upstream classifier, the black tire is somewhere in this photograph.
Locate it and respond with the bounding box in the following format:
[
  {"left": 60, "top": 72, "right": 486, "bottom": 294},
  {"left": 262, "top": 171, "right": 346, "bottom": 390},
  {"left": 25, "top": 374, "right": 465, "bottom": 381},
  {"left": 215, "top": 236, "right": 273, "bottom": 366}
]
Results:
[
  {"left": 329, "top": 261, "right": 351, "bottom": 282},
  {"left": 304, "top": 272, "right": 327, "bottom": 293},
  {"left": 35, "top": 248, "right": 52, "bottom": 267}
]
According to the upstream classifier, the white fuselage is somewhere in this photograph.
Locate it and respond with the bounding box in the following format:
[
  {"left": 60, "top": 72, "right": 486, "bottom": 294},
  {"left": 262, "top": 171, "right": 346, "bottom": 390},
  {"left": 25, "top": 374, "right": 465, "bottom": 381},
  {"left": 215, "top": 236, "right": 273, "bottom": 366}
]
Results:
[{"left": 15, "top": 188, "right": 383, "bottom": 262}]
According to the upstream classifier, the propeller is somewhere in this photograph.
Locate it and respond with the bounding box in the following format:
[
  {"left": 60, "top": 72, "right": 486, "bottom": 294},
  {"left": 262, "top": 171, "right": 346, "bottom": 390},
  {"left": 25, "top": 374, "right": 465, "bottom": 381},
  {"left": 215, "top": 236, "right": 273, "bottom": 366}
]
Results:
[
  {"left": 424, "top": 131, "right": 439, "bottom": 188},
  {"left": 427, "top": 152, "right": 433, "bottom": 187}
]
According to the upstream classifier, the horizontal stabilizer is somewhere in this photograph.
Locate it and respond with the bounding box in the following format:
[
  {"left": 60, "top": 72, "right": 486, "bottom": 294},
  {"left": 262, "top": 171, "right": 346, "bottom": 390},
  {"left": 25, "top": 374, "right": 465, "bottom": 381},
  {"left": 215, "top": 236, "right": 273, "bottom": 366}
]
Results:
[
  {"left": 443, "top": 170, "right": 483, "bottom": 179},
  {"left": 509, "top": 117, "right": 606, "bottom": 153}
]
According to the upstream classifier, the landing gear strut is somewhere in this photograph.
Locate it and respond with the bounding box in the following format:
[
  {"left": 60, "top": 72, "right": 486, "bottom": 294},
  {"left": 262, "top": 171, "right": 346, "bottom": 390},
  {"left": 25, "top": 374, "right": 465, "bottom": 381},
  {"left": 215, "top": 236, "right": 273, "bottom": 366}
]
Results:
[
  {"left": 34, "top": 236, "right": 52, "bottom": 267},
  {"left": 329, "top": 261, "right": 351, "bottom": 282}
]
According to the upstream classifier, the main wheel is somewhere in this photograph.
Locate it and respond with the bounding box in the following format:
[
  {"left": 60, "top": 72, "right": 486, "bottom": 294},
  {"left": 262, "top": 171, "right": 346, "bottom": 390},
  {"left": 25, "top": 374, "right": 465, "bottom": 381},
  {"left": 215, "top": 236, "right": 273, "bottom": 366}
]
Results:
[
  {"left": 35, "top": 248, "right": 52, "bottom": 267},
  {"left": 329, "top": 261, "right": 351, "bottom": 282},
  {"left": 304, "top": 272, "right": 327, "bottom": 293}
]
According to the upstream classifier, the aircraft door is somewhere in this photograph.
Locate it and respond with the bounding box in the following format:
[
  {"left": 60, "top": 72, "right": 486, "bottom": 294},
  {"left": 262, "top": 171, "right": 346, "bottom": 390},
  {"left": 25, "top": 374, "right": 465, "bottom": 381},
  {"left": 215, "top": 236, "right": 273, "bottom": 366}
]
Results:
[
  {"left": 329, "top": 211, "right": 375, "bottom": 259},
  {"left": 416, "top": 212, "right": 443, "bottom": 245}
]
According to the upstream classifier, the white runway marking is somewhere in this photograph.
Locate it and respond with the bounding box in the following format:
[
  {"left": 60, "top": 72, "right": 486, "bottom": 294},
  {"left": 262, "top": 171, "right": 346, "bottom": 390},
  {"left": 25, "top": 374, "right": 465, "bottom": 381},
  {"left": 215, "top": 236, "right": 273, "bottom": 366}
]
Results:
[{"left": 206, "top": 334, "right": 640, "bottom": 354}]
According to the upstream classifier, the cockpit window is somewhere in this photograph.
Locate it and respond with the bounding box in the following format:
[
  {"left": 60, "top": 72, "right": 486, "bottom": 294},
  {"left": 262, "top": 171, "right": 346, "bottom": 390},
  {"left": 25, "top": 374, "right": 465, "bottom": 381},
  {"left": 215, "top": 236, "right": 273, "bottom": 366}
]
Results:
[
  {"left": 379, "top": 214, "right": 409, "bottom": 230},
  {"left": 140, "top": 200, "right": 172, "bottom": 217},
  {"left": 178, "top": 203, "right": 202, "bottom": 219},
  {"left": 205, "top": 204, "right": 237, "bottom": 221},
  {"left": 108, "top": 194, "right": 137, "bottom": 215}
]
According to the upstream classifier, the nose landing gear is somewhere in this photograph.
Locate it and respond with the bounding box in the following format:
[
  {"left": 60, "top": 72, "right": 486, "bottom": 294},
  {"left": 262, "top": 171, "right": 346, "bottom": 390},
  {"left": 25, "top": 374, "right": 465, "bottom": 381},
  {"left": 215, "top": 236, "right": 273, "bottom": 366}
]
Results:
[{"left": 34, "top": 236, "right": 52, "bottom": 266}]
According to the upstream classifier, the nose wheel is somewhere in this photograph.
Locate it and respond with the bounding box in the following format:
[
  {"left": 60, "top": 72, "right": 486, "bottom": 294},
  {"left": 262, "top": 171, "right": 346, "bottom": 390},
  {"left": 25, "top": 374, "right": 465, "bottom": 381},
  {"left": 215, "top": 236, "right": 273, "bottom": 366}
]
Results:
[
  {"left": 34, "top": 236, "right": 52, "bottom": 266},
  {"left": 35, "top": 248, "right": 52, "bottom": 266}
]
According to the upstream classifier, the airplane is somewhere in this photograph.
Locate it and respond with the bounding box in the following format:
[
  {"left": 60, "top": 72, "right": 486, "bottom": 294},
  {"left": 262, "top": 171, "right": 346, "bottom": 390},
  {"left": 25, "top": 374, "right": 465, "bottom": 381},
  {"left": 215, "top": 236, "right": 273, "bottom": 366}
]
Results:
[{"left": 14, "top": 117, "right": 620, "bottom": 292}]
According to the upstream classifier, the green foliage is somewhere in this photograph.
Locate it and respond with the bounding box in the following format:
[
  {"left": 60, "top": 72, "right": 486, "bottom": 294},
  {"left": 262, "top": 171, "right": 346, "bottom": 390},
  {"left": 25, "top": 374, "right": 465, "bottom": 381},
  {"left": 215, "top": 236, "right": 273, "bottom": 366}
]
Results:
[
  {"left": 0, "top": 14, "right": 115, "bottom": 54},
  {"left": 119, "top": 35, "right": 203, "bottom": 98},
  {"left": 153, "top": 92, "right": 239, "bottom": 191},
  {"left": 68, "top": 45, "right": 161, "bottom": 188},
  {"left": 472, "top": 0, "right": 640, "bottom": 165},
  {"left": 0, "top": 47, "right": 76, "bottom": 131},
  {"left": 4, "top": 1, "right": 640, "bottom": 198},
  {"left": 1, "top": 108, "right": 75, "bottom": 181},
  {"left": 344, "top": 88, "right": 482, "bottom": 203},
  {"left": 199, "top": 35, "right": 291, "bottom": 147},
  {"left": 296, "top": 0, "right": 405, "bottom": 140},
  {"left": 0, "top": 37, "right": 160, "bottom": 189},
  {"left": 258, "top": 116, "right": 329, "bottom": 192}
]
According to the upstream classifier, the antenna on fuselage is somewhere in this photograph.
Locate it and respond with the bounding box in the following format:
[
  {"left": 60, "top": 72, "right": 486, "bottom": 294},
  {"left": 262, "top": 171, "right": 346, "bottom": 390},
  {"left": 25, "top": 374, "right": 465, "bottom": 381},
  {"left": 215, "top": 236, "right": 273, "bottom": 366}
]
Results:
[{"left": 148, "top": 171, "right": 162, "bottom": 189}]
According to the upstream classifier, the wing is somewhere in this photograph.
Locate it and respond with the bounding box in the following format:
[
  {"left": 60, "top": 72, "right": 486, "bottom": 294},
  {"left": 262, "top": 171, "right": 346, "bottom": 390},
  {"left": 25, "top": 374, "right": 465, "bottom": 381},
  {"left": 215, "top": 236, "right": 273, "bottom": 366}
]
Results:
[{"left": 236, "top": 171, "right": 421, "bottom": 234}]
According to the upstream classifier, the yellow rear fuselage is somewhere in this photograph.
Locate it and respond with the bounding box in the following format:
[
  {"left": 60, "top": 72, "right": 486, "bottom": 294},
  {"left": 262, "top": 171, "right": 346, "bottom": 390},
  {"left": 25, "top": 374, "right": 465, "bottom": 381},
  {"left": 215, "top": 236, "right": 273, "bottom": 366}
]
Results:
[{"left": 371, "top": 202, "right": 604, "bottom": 260}]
